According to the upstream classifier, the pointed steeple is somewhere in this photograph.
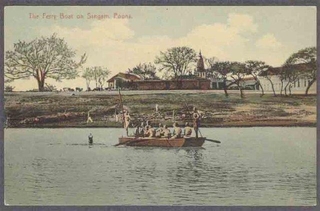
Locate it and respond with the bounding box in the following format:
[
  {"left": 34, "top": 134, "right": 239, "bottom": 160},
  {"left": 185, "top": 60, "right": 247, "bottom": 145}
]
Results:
[{"left": 197, "top": 50, "right": 205, "bottom": 72}]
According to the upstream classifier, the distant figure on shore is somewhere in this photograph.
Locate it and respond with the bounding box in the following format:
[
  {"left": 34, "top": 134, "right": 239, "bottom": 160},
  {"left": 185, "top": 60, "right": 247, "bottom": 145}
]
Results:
[
  {"left": 87, "top": 112, "right": 93, "bottom": 123},
  {"left": 88, "top": 133, "right": 93, "bottom": 144},
  {"left": 172, "top": 110, "right": 175, "bottom": 121},
  {"left": 155, "top": 104, "right": 159, "bottom": 113},
  {"left": 115, "top": 111, "right": 119, "bottom": 122},
  {"left": 184, "top": 122, "right": 192, "bottom": 137},
  {"left": 124, "top": 110, "right": 131, "bottom": 136},
  {"left": 5, "top": 117, "right": 9, "bottom": 128},
  {"left": 192, "top": 107, "right": 201, "bottom": 138}
]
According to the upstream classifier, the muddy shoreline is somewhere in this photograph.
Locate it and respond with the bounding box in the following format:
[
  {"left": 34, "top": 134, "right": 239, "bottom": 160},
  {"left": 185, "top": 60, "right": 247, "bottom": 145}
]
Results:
[{"left": 4, "top": 91, "right": 317, "bottom": 128}]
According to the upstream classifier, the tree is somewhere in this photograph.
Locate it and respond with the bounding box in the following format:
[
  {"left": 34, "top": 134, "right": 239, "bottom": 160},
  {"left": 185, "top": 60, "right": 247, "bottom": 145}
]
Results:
[
  {"left": 82, "top": 68, "right": 94, "bottom": 90},
  {"left": 244, "top": 60, "right": 270, "bottom": 97},
  {"left": 284, "top": 47, "right": 316, "bottom": 95},
  {"left": 84, "top": 66, "right": 110, "bottom": 89},
  {"left": 280, "top": 65, "right": 301, "bottom": 96},
  {"left": 259, "top": 67, "right": 278, "bottom": 97},
  {"left": 204, "top": 57, "right": 219, "bottom": 78},
  {"left": 5, "top": 34, "right": 87, "bottom": 91},
  {"left": 155, "top": 47, "right": 197, "bottom": 79},
  {"left": 210, "top": 61, "right": 234, "bottom": 97},
  {"left": 128, "top": 63, "right": 159, "bottom": 80},
  {"left": 229, "top": 62, "right": 247, "bottom": 98}
]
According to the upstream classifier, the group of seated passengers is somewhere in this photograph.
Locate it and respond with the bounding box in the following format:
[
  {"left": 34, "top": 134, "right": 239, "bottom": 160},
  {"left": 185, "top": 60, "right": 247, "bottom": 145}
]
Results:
[{"left": 134, "top": 122, "right": 193, "bottom": 138}]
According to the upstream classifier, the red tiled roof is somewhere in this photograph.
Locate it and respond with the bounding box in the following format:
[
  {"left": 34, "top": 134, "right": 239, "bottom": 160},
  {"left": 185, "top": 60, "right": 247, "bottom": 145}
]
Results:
[{"left": 107, "top": 72, "right": 141, "bottom": 82}]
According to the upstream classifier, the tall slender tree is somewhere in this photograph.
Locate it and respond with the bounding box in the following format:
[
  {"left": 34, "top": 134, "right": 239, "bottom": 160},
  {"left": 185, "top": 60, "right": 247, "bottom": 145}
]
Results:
[
  {"left": 82, "top": 68, "right": 94, "bottom": 90},
  {"left": 84, "top": 67, "right": 110, "bottom": 89}
]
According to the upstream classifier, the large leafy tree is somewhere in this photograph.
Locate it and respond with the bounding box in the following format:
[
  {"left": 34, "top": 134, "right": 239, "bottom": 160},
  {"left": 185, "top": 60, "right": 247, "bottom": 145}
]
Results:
[
  {"left": 284, "top": 47, "right": 316, "bottom": 95},
  {"left": 128, "top": 62, "right": 159, "bottom": 80},
  {"left": 155, "top": 46, "right": 197, "bottom": 79},
  {"left": 5, "top": 34, "right": 87, "bottom": 91}
]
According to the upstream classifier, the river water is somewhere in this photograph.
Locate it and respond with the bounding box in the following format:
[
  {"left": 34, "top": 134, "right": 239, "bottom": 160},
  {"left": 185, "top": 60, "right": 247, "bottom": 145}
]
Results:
[{"left": 4, "top": 127, "right": 316, "bottom": 206}]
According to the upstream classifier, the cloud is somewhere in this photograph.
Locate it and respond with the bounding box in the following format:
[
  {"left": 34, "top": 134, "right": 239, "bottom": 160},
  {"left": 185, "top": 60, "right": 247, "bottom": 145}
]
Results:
[
  {"left": 12, "top": 12, "right": 288, "bottom": 91},
  {"left": 227, "top": 13, "right": 258, "bottom": 33},
  {"left": 40, "top": 19, "right": 134, "bottom": 47},
  {"left": 255, "top": 33, "right": 282, "bottom": 49}
]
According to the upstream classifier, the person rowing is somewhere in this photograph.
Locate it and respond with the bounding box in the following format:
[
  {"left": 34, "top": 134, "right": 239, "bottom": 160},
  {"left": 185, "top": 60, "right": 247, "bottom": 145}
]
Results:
[
  {"left": 155, "top": 123, "right": 164, "bottom": 137},
  {"left": 171, "top": 122, "right": 182, "bottom": 139},
  {"left": 184, "top": 122, "right": 192, "bottom": 137},
  {"left": 162, "top": 125, "right": 171, "bottom": 138}
]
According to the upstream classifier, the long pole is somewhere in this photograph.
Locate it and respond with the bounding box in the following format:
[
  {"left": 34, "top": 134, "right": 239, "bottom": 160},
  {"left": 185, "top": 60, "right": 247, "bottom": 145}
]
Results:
[{"left": 118, "top": 89, "right": 125, "bottom": 128}]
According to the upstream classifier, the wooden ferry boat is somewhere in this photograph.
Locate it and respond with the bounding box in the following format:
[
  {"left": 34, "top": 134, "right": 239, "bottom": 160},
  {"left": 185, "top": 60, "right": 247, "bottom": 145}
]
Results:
[
  {"left": 118, "top": 136, "right": 206, "bottom": 147},
  {"left": 114, "top": 89, "right": 220, "bottom": 147}
]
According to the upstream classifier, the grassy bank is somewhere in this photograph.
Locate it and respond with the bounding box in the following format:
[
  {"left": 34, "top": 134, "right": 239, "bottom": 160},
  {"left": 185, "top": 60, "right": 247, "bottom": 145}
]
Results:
[{"left": 4, "top": 91, "right": 317, "bottom": 128}]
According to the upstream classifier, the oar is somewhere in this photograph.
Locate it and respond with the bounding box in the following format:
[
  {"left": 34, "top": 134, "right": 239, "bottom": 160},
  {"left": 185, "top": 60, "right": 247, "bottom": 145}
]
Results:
[{"left": 205, "top": 139, "right": 221, "bottom": 144}]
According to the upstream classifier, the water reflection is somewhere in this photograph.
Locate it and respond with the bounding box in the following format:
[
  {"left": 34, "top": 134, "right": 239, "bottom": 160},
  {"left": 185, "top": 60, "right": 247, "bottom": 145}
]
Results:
[{"left": 4, "top": 128, "right": 316, "bottom": 205}]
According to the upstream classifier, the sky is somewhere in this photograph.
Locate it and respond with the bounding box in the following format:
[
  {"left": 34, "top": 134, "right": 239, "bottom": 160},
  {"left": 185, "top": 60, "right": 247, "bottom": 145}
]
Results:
[{"left": 4, "top": 6, "right": 317, "bottom": 91}]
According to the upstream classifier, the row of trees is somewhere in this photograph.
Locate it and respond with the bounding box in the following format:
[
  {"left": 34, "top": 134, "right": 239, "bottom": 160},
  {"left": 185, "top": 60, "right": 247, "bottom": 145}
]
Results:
[
  {"left": 82, "top": 67, "right": 110, "bottom": 90},
  {"left": 4, "top": 34, "right": 316, "bottom": 96},
  {"left": 155, "top": 46, "right": 316, "bottom": 97}
]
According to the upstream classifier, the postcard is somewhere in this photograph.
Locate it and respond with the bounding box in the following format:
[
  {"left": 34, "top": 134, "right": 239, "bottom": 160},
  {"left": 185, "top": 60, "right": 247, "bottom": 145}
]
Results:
[{"left": 3, "top": 6, "right": 317, "bottom": 206}]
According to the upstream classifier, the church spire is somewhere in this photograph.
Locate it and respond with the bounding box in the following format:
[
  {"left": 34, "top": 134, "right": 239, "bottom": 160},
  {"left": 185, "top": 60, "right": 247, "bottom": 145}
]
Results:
[{"left": 197, "top": 50, "right": 205, "bottom": 72}]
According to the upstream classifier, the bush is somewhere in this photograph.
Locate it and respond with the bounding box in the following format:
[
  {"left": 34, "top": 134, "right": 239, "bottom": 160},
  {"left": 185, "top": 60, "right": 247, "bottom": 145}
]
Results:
[{"left": 5, "top": 85, "right": 15, "bottom": 92}]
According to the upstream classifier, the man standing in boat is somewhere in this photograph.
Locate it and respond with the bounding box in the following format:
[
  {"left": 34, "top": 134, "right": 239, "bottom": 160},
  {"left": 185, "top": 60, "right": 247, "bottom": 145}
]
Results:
[
  {"left": 123, "top": 110, "right": 131, "bottom": 136},
  {"left": 192, "top": 107, "right": 201, "bottom": 138}
]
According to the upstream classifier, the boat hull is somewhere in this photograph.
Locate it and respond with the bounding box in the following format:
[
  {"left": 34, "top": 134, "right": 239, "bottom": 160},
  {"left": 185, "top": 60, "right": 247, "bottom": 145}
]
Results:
[{"left": 118, "top": 136, "right": 205, "bottom": 147}]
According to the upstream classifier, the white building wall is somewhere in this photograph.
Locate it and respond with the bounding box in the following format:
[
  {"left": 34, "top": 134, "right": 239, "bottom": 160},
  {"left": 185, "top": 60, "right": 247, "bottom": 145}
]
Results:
[{"left": 258, "top": 76, "right": 316, "bottom": 94}]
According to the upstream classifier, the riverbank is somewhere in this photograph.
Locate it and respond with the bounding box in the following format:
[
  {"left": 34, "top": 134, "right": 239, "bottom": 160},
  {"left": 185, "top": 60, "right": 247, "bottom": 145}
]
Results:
[{"left": 4, "top": 91, "right": 317, "bottom": 128}]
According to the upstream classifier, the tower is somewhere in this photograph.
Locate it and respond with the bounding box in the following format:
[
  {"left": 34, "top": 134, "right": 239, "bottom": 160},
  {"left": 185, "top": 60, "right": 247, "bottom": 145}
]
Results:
[{"left": 196, "top": 51, "right": 206, "bottom": 78}]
